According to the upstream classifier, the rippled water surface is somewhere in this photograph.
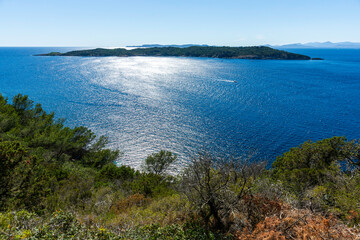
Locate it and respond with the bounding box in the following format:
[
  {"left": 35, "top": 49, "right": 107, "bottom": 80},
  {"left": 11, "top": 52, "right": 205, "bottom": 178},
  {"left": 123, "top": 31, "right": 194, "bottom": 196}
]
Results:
[{"left": 1, "top": 47, "right": 360, "bottom": 168}]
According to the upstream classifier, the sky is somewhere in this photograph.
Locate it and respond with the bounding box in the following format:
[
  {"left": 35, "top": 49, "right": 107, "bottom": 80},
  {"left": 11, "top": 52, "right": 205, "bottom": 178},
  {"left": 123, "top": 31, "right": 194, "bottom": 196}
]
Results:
[{"left": 1, "top": 0, "right": 360, "bottom": 47}]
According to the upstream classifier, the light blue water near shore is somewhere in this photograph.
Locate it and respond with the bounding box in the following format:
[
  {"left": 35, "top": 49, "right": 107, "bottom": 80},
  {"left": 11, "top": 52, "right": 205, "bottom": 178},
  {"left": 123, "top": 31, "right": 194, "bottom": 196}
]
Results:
[{"left": 1, "top": 47, "right": 360, "bottom": 168}]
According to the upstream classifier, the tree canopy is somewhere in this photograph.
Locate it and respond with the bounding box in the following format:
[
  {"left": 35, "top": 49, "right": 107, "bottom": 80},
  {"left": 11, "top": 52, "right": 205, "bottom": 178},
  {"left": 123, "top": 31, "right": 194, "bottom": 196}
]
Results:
[{"left": 144, "top": 150, "right": 177, "bottom": 175}]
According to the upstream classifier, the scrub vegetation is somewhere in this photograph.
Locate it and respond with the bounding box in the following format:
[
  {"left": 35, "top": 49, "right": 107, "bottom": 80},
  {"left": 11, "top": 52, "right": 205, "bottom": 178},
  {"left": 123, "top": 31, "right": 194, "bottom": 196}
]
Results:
[{"left": 0, "top": 94, "right": 359, "bottom": 239}]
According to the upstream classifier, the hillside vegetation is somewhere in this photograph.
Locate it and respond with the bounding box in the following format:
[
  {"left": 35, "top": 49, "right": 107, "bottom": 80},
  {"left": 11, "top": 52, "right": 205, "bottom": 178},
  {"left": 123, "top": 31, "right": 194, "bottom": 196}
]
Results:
[
  {"left": 38, "top": 46, "right": 311, "bottom": 60},
  {"left": 0, "top": 94, "right": 359, "bottom": 239}
]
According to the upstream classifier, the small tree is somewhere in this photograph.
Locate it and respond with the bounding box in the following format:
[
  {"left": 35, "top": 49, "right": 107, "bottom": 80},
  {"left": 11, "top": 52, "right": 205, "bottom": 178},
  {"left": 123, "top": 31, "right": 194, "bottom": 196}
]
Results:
[
  {"left": 12, "top": 94, "right": 34, "bottom": 112},
  {"left": 144, "top": 150, "right": 177, "bottom": 175},
  {"left": 180, "top": 152, "right": 265, "bottom": 231}
]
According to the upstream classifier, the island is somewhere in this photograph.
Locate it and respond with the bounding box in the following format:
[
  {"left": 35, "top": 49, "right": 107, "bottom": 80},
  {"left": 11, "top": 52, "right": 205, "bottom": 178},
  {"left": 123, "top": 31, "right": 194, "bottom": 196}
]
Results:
[
  {"left": 37, "top": 46, "right": 311, "bottom": 60},
  {"left": 126, "top": 44, "right": 209, "bottom": 48}
]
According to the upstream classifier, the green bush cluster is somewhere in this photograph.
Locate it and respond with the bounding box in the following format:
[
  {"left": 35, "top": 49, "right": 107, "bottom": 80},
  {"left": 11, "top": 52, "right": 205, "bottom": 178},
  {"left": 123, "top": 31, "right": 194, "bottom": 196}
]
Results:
[
  {"left": 270, "top": 136, "right": 360, "bottom": 225},
  {"left": 0, "top": 210, "right": 231, "bottom": 240}
]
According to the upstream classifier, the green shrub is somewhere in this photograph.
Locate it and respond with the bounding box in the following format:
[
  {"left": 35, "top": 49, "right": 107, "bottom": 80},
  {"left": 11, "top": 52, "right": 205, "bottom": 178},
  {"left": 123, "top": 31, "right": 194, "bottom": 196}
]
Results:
[
  {"left": 272, "top": 137, "right": 347, "bottom": 197},
  {"left": 271, "top": 136, "right": 360, "bottom": 225},
  {"left": 144, "top": 150, "right": 177, "bottom": 175},
  {"left": 131, "top": 173, "right": 176, "bottom": 197}
]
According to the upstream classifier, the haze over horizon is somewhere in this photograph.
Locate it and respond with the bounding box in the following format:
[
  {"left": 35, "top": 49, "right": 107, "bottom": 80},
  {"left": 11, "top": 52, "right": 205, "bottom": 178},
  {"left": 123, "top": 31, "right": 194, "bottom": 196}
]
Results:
[{"left": 1, "top": 0, "right": 360, "bottom": 47}]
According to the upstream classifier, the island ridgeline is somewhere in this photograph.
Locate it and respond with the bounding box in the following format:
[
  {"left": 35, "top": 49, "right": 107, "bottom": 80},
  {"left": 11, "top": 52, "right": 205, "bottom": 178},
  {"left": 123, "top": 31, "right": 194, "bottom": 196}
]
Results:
[{"left": 37, "top": 46, "right": 311, "bottom": 60}]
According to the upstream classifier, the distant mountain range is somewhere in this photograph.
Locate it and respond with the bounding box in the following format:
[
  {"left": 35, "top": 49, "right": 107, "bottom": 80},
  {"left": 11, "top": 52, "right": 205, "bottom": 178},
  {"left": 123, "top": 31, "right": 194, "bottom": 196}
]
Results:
[
  {"left": 269, "top": 42, "right": 360, "bottom": 49},
  {"left": 126, "top": 44, "right": 209, "bottom": 48},
  {"left": 128, "top": 42, "right": 360, "bottom": 49}
]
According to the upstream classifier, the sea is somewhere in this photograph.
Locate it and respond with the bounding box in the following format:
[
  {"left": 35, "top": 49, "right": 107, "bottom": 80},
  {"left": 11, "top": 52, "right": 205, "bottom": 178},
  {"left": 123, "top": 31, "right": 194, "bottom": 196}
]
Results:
[{"left": 1, "top": 47, "right": 360, "bottom": 169}]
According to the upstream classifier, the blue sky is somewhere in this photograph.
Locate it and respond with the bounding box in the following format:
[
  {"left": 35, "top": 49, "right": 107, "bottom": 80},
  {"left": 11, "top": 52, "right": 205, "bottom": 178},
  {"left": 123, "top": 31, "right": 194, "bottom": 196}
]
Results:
[{"left": 1, "top": 0, "right": 360, "bottom": 47}]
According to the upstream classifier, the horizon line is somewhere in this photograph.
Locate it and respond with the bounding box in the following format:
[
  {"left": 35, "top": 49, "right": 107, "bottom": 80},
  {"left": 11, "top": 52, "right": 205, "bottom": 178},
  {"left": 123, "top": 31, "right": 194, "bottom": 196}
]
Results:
[{"left": 1, "top": 41, "right": 360, "bottom": 48}]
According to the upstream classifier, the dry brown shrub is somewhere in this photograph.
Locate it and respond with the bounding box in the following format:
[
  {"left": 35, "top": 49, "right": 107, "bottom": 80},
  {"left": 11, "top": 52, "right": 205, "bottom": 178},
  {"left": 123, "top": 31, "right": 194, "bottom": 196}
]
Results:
[
  {"left": 237, "top": 206, "right": 360, "bottom": 240},
  {"left": 242, "top": 194, "right": 284, "bottom": 229},
  {"left": 110, "top": 194, "right": 150, "bottom": 214},
  {"left": 347, "top": 210, "right": 360, "bottom": 225}
]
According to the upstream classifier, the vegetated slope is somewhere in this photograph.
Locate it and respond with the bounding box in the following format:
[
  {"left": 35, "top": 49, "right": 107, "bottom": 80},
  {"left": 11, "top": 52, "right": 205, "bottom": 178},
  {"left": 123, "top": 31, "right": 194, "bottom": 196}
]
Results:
[
  {"left": 1, "top": 93, "right": 359, "bottom": 239},
  {"left": 38, "top": 46, "right": 311, "bottom": 60}
]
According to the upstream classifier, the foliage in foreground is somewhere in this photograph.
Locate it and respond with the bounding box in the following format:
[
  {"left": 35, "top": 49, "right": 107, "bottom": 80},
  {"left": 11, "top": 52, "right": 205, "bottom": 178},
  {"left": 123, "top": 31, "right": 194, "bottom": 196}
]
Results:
[
  {"left": 1, "top": 93, "right": 360, "bottom": 239},
  {"left": 0, "top": 210, "right": 231, "bottom": 240}
]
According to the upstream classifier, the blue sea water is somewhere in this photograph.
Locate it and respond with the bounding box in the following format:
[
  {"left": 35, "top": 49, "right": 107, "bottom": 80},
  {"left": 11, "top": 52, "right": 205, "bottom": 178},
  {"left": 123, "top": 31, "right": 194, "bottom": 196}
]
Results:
[{"left": 1, "top": 47, "right": 360, "bottom": 169}]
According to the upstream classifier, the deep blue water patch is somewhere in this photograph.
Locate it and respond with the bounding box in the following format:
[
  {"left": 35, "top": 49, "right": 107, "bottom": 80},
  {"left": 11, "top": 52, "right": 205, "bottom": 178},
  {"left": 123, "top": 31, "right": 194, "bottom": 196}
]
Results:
[{"left": 1, "top": 47, "right": 359, "bottom": 168}]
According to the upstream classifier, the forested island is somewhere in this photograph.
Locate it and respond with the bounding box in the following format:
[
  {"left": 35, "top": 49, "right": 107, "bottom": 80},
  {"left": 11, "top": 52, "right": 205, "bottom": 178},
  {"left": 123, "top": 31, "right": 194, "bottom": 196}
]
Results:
[
  {"left": 1, "top": 93, "right": 359, "bottom": 239},
  {"left": 38, "top": 46, "right": 311, "bottom": 60}
]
